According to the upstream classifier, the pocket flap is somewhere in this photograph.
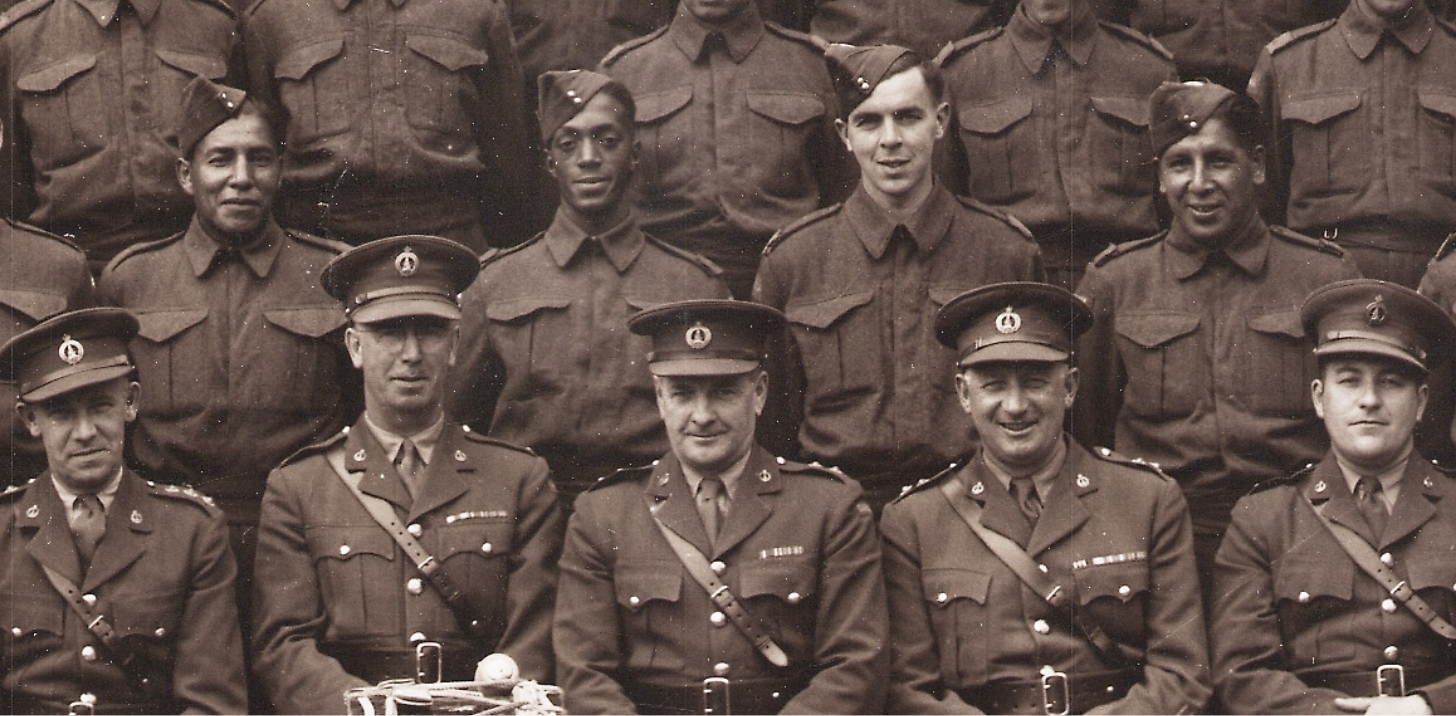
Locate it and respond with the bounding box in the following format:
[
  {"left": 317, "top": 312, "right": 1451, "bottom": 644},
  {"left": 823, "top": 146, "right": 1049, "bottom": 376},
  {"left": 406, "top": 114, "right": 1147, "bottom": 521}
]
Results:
[
  {"left": 308, "top": 525, "right": 394, "bottom": 562},
  {"left": 1115, "top": 312, "right": 1199, "bottom": 349},
  {"left": 485, "top": 296, "right": 572, "bottom": 323},
  {"left": 1274, "top": 562, "right": 1351, "bottom": 602},
  {"left": 739, "top": 558, "right": 817, "bottom": 602},
  {"left": 615, "top": 564, "right": 682, "bottom": 609},
  {"left": 276, "top": 37, "right": 346, "bottom": 81},
  {"left": 155, "top": 48, "right": 227, "bottom": 80},
  {"left": 0, "top": 289, "right": 66, "bottom": 322},
  {"left": 958, "top": 96, "right": 1033, "bottom": 135},
  {"left": 1417, "top": 88, "right": 1456, "bottom": 122},
  {"left": 1406, "top": 554, "right": 1456, "bottom": 594},
  {"left": 634, "top": 86, "right": 693, "bottom": 124},
  {"left": 135, "top": 309, "right": 208, "bottom": 344},
  {"left": 17, "top": 55, "right": 96, "bottom": 93},
  {"left": 1247, "top": 309, "right": 1304, "bottom": 340},
  {"left": 922, "top": 568, "right": 990, "bottom": 607},
  {"left": 438, "top": 520, "right": 513, "bottom": 559},
  {"left": 111, "top": 590, "right": 184, "bottom": 638},
  {"left": 929, "top": 287, "right": 966, "bottom": 307},
  {"left": 625, "top": 295, "right": 664, "bottom": 311},
  {"left": 0, "top": 593, "right": 64, "bottom": 637},
  {"left": 785, "top": 291, "right": 874, "bottom": 330},
  {"left": 264, "top": 306, "right": 347, "bottom": 339},
  {"left": 1091, "top": 95, "right": 1150, "bottom": 127},
  {"left": 746, "top": 91, "right": 826, "bottom": 125},
  {"left": 1074, "top": 563, "right": 1148, "bottom": 605},
  {"left": 1282, "top": 92, "right": 1361, "bottom": 125},
  {"left": 406, "top": 33, "right": 489, "bottom": 72}
]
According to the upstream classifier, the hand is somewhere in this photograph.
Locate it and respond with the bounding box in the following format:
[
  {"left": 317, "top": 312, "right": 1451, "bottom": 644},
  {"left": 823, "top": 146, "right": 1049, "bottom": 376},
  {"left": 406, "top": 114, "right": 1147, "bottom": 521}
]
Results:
[{"left": 1333, "top": 695, "right": 1433, "bottom": 715}]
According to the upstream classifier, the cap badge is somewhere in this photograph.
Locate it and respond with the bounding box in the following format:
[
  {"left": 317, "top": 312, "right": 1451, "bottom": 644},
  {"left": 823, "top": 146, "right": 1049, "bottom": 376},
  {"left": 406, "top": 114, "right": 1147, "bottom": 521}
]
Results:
[
  {"left": 1366, "top": 295, "right": 1387, "bottom": 326},
  {"left": 395, "top": 246, "right": 419, "bottom": 277},
  {"left": 58, "top": 335, "right": 84, "bottom": 365},
  {"left": 995, "top": 307, "right": 1022, "bottom": 334},
  {"left": 685, "top": 323, "right": 712, "bottom": 350}
]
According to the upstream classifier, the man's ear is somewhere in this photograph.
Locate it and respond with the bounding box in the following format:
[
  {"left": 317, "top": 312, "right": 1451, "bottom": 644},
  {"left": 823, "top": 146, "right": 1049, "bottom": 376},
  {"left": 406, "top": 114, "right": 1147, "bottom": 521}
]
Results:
[
  {"left": 835, "top": 118, "right": 851, "bottom": 152},
  {"left": 18, "top": 402, "right": 40, "bottom": 438},
  {"left": 344, "top": 327, "right": 365, "bottom": 369},
  {"left": 177, "top": 156, "right": 195, "bottom": 197}
]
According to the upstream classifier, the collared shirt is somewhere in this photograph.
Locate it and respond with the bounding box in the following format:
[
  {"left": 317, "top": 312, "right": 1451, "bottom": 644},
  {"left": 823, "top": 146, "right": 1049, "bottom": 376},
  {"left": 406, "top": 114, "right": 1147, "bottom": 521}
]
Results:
[
  {"left": 53, "top": 467, "right": 124, "bottom": 515},
  {"left": 0, "top": 0, "right": 238, "bottom": 262},
  {"left": 1335, "top": 454, "right": 1406, "bottom": 511},
  {"left": 1249, "top": 0, "right": 1456, "bottom": 238},
  {"left": 941, "top": 3, "right": 1174, "bottom": 245},
  {"left": 983, "top": 435, "right": 1067, "bottom": 505},
  {"left": 364, "top": 414, "right": 446, "bottom": 467},
  {"left": 1074, "top": 216, "right": 1362, "bottom": 536},
  {"left": 680, "top": 447, "right": 751, "bottom": 503}
]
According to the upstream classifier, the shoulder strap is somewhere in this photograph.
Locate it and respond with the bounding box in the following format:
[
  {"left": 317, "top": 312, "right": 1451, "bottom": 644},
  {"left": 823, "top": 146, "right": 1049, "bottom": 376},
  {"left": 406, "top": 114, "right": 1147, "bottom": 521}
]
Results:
[
  {"left": 648, "top": 515, "right": 790, "bottom": 667},
  {"left": 939, "top": 478, "right": 1139, "bottom": 667},
  {"left": 40, "top": 565, "right": 151, "bottom": 691},
  {"left": 1304, "top": 496, "right": 1456, "bottom": 639}
]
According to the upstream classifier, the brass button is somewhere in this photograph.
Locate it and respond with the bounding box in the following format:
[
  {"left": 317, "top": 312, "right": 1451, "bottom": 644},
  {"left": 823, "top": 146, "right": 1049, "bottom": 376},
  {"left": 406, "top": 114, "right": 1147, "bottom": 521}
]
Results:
[
  {"left": 481, "top": 542, "right": 492, "bottom": 554},
  {"left": 713, "top": 662, "right": 730, "bottom": 676},
  {"left": 339, "top": 544, "right": 351, "bottom": 556},
  {"left": 81, "top": 594, "right": 97, "bottom": 607},
  {"left": 10, "top": 627, "right": 21, "bottom": 637},
  {"left": 710, "top": 612, "right": 727, "bottom": 627},
  {"left": 710, "top": 561, "right": 727, "bottom": 576},
  {"left": 154, "top": 627, "right": 167, "bottom": 638},
  {"left": 786, "top": 592, "right": 801, "bottom": 604},
  {"left": 1384, "top": 646, "right": 1399, "bottom": 660},
  {"left": 407, "top": 578, "right": 423, "bottom": 595},
  {"left": 1297, "top": 591, "right": 1311, "bottom": 603},
  {"left": 1038, "top": 564, "right": 1048, "bottom": 573},
  {"left": 81, "top": 645, "right": 97, "bottom": 662},
  {"left": 1033, "top": 619, "right": 1050, "bottom": 635},
  {"left": 1117, "top": 585, "right": 1131, "bottom": 598},
  {"left": 1380, "top": 553, "right": 1394, "bottom": 567},
  {"left": 407, "top": 523, "right": 423, "bottom": 538},
  {"left": 1381, "top": 599, "right": 1397, "bottom": 614},
  {"left": 935, "top": 592, "right": 949, "bottom": 604},
  {"left": 629, "top": 596, "right": 641, "bottom": 607},
  {"left": 409, "top": 632, "right": 427, "bottom": 644}
]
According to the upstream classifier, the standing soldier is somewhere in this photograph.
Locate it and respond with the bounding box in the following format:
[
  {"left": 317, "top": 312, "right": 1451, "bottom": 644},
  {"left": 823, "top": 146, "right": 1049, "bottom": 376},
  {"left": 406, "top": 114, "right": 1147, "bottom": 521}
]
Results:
[
  {"left": 599, "top": 0, "right": 854, "bottom": 298},
  {"left": 252, "top": 237, "right": 562, "bottom": 713},
  {"left": 0, "top": 308, "right": 246, "bottom": 713},
  {"left": 555, "top": 300, "right": 887, "bottom": 714},
  {"left": 1248, "top": 0, "right": 1456, "bottom": 288},
  {"left": 1212, "top": 279, "right": 1456, "bottom": 714},
  {"left": 1074, "top": 81, "right": 1361, "bottom": 596},
  {"left": 938, "top": 0, "right": 1177, "bottom": 291},
  {"left": 754, "top": 44, "right": 1043, "bottom": 512},
  {"left": 448, "top": 70, "right": 731, "bottom": 511},
  {"left": 883, "top": 283, "right": 1211, "bottom": 714}
]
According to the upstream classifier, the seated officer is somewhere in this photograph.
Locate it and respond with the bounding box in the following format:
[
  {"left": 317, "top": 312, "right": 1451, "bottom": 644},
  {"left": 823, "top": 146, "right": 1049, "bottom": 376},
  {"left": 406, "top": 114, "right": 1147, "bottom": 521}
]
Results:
[
  {"left": 252, "top": 236, "right": 563, "bottom": 713},
  {"left": 555, "top": 300, "right": 887, "bottom": 714},
  {"left": 0, "top": 308, "right": 245, "bottom": 713},
  {"left": 882, "top": 282, "right": 1210, "bottom": 714},
  {"left": 1212, "top": 279, "right": 1456, "bottom": 714}
]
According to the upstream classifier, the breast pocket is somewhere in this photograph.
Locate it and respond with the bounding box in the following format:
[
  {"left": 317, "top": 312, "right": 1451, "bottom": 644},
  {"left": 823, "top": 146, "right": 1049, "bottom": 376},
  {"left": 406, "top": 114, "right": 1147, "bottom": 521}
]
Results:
[
  {"left": 111, "top": 588, "right": 185, "bottom": 677},
  {"left": 1273, "top": 559, "right": 1357, "bottom": 664},
  {"left": 435, "top": 519, "right": 513, "bottom": 622},
  {"left": 739, "top": 557, "right": 818, "bottom": 660},
  {"left": 1127, "top": 0, "right": 1199, "bottom": 31},
  {"left": 745, "top": 91, "right": 826, "bottom": 192},
  {"left": 1114, "top": 312, "right": 1201, "bottom": 417},
  {"left": 275, "top": 36, "right": 353, "bottom": 144},
  {"left": 0, "top": 591, "right": 63, "bottom": 674},
  {"left": 1282, "top": 92, "right": 1366, "bottom": 196},
  {"left": 634, "top": 87, "right": 693, "bottom": 190},
  {"left": 785, "top": 291, "right": 877, "bottom": 404},
  {"left": 259, "top": 307, "right": 348, "bottom": 410},
  {"left": 1073, "top": 562, "right": 1149, "bottom": 647},
  {"left": 307, "top": 526, "right": 397, "bottom": 636},
  {"left": 1416, "top": 88, "right": 1456, "bottom": 191},
  {"left": 1407, "top": 551, "right": 1456, "bottom": 620},
  {"left": 403, "top": 32, "right": 488, "bottom": 152},
  {"left": 16, "top": 54, "right": 105, "bottom": 167},
  {"left": 922, "top": 568, "right": 991, "bottom": 684},
  {"left": 153, "top": 48, "right": 228, "bottom": 145},
  {"left": 615, "top": 563, "right": 684, "bottom": 671},
  {"left": 1089, "top": 95, "right": 1155, "bottom": 196},
  {"left": 133, "top": 308, "right": 210, "bottom": 413},
  {"left": 485, "top": 296, "right": 573, "bottom": 396},
  {"left": 1244, "top": 309, "right": 1313, "bottom": 414},
  {"left": 957, "top": 95, "right": 1037, "bottom": 202}
]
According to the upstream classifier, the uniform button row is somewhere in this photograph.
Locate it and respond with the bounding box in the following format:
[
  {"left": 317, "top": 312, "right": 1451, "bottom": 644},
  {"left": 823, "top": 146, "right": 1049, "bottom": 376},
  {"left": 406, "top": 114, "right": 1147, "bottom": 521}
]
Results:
[
  {"left": 1032, "top": 619, "right": 1050, "bottom": 635},
  {"left": 407, "top": 578, "right": 423, "bottom": 595},
  {"left": 1381, "top": 599, "right": 1397, "bottom": 614},
  {"left": 1385, "top": 646, "right": 1399, "bottom": 660},
  {"left": 710, "top": 611, "right": 727, "bottom": 627},
  {"left": 713, "top": 662, "right": 730, "bottom": 676}
]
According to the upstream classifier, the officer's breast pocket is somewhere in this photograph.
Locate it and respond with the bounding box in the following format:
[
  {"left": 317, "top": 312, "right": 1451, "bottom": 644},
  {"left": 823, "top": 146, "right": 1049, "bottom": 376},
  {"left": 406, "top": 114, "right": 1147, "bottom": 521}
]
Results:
[
  {"left": 484, "top": 296, "right": 573, "bottom": 394},
  {"left": 1416, "top": 87, "right": 1456, "bottom": 188},
  {"left": 1282, "top": 91, "right": 1366, "bottom": 195},
  {"left": 133, "top": 308, "right": 210, "bottom": 413},
  {"left": 633, "top": 87, "right": 694, "bottom": 188},
  {"left": 1244, "top": 309, "right": 1313, "bottom": 414},
  {"left": 1073, "top": 562, "right": 1149, "bottom": 646},
  {"left": 1113, "top": 312, "right": 1202, "bottom": 417},
  {"left": 614, "top": 563, "right": 684, "bottom": 671},
  {"left": 0, "top": 591, "right": 64, "bottom": 665},
  {"left": 739, "top": 557, "right": 819, "bottom": 659},
  {"left": 436, "top": 518, "right": 514, "bottom": 617},
  {"left": 744, "top": 91, "right": 826, "bottom": 190},
  {"left": 307, "top": 526, "right": 396, "bottom": 635},
  {"left": 403, "top": 32, "right": 489, "bottom": 151},
  {"left": 16, "top": 54, "right": 106, "bottom": 167},
  {"left": 922, "top": 568, "right": 991, "bottom": 684},
  {"left": 111, "top": 588, "right": 186, "bottom": 671},
  {"left": 785, "top": 291, "right": 877, "bottom": 406},
  {"left": 257, "top": 307, "right": 348, "bottom": 411},
  {"left": 957, "top": 95, "right": 1037, "bottom": 202},
  {"left": 275, "top": 36, "right": 354, "bottom": 144},
  {"left": 1274, "top": 559, "right": 1357, "bottom": 663},
  {"left": 1088, "top": 95, "right": 1155, "bottom": 196}
]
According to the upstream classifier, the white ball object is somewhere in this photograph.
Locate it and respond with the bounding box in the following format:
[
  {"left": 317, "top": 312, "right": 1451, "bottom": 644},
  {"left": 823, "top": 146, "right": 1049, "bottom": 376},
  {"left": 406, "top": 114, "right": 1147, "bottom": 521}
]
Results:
[{"left": 475, "top": 653, "right": 520, "bottom": 682}]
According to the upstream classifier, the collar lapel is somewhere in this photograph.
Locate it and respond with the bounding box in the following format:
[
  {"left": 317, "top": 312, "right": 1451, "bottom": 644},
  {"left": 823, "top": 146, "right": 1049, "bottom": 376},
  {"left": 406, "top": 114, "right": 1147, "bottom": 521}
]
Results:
[
  {"left": 349, "top": 422, "right": 413, "bottom": 510},
  {"left": 23, "top": 477, "right": 84, "bottom": 584},
  {"left": 81, "top": 472, "right": 150, "bottom": 592},
  {"left": 1307, "top": 456, "right": 1378, "bottom": 545},
  {"left": 711, "top": 448, "right": 779, "bottom": 558},
  {"left": 407, "top": 426, "right": 471, "bottom": 522},
  {"left": 1026, "top": 445, "right": 1094, "bottom": 556},
  {"left": 967, "top": 457, "right": 1035, "bottom": 548},
  {"left": 645, "top": 455, "right": 714, "bottom": 555},
  {"left": 1378, "top": 460, "right": 1440, "bottom": 549}
]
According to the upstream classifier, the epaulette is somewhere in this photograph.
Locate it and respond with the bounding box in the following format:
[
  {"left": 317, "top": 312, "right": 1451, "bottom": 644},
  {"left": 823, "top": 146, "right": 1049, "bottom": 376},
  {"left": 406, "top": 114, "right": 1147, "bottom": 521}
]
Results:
[
  {"left": 278, "top": 428, "right": 348, "bottom": 468},
  {"left": 600, "top": 25, "right": 670, "bottom": 67},
  {"left": 284, "top": 229, "right": 351, "bottom": 255},
  {"left": 1434, "top": 232, "right": 1456, "bottom": 262},
  {"left": 479, "top": 233, "right": 542, "bottom": 269},
  {"left": 934, "top": 26, "right": 1003, "bottom": 67},
  {"left": 0, "top": 480, "right": 30, "bottom": 503},
  {"left": 761, "top": 203, "right": 843, "bottom": 256},
  {"left": 1269, "top": 225, "right": 1346, "bottom": 258},
  {"left": 459, "top": 425, "right": 538, "bottom": 456},
  {"left": 1091, "top": 232, "right": 1164, "bottom": 267},
  {"left": 1247, "top": 464, "right": 1311, "bottom": 495},
  {"left": 1098, "top": 21, "right": 1174, "bottom": 62},
  {"left": 1090, "top": 446, "right": 1173, "bottom": 481},
  {"left": 4, "top": 217, "right": 84, "bottom": 255},
  {"left": 104, "top": 231, "right": 186, "bottom": 270},
  {"left": 778, "top": 458, "right": 852, "bottom": 484},
  {"left": 1428, "top": 457, "right": 1456, "bottom": 477},
  {"left": 0, "top": 0, "right": 55, "bottom": 34},
  {"left": 763, "top": 21, "right": 828, "bottom": 51},
  {"left": 892, "top": 461, "right": 962, "bottom": 504},
  {"left": 953, "top": 194, "right": 1034, "bottom": 240},
  {"left": 588, "top": 463, "right": 655, "bottom": 491},
  {"left": 644, "top": 233, "right": 724, "bottom": 277},
  {"left": 147, "top": 481, "right": 223, "bottom": 514},
  {"left": 1266, "top": 19, "right": 1334, "bottom": 54}
]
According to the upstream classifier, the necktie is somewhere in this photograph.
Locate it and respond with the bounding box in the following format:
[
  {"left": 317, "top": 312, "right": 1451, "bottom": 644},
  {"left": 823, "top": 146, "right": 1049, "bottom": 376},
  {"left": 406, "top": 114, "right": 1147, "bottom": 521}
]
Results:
[
  {"left": 397, "top": 439, "right": 425, "bottom": 499},
  {"left": 1355, "top": 476, "right": 1388, "bottom": 540},
  {"left": 697, "top": 477, "right": 725, "bottom": 540},
  {"left": 72, "top": 494, "right": 106, "bottom": 571},
  {"left": 1010, "top": 477, "right": 1042, "bottom": 525}
]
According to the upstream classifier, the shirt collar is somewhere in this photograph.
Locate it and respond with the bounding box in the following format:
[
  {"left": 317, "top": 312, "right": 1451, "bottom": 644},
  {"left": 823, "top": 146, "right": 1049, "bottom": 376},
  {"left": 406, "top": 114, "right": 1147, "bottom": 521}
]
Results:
[
  {"left": 680, "top": 448, "right": 753, "bottom": 501},
  {"left": 75, "top": 0, "right": 158, "bottom": 25},
  {"left": 1007, "top": 1, "right": 1100, "bottom": 72},
  {"left": 543, "top": 209, "right": 646, "bottom": 273},
  {"left": 1338, "top": 0, "right": 1433, "bottom": 59},
  {"left": 1334, "top": 452, "right": 1409, "bottom": 509},
  {"left": 983, "top": 435, "right": 1067, "bottom": 503},
  {"left": 844, "top": 183, "right": 955, "bottom": 259},
  {"left": 1164, "top": 213, "right": 1270, "bottom": 280},
  {"left": 183, "top": 216, "right": 286, "bottom": 279},
  {"left": 669, "top": 1, "right": 765, "bottom": 63},
  {"left": 364, "top": 414, "right": 446, "bottom": 465},
  {"left": 53, "top": 467, "right": 124, "bottom": 513}
]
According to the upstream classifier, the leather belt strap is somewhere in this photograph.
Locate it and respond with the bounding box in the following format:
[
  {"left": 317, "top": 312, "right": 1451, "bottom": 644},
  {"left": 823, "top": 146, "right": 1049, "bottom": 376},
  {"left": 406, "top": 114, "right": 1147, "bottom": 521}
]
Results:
[
  {"left": 957, "top": 669, "right": 1139, "bottom": 714},
  {"left": 648, "top": 514, "right": 790, "bottom": 667},
  {"left": 628, "top": 675, "right": 807, "bottom": 715},
  {"left": 940, "top": 478, "right": 1139, "bottom": 667},
  {"left": 39, "top": 565, "right": 151, "bottom": 693},
  {"left": 1304, "top": 667, "right": 1445, "bottom": 697},
  {"left": 1305, "top": 496, "right": 1456, "bottom": 639}
]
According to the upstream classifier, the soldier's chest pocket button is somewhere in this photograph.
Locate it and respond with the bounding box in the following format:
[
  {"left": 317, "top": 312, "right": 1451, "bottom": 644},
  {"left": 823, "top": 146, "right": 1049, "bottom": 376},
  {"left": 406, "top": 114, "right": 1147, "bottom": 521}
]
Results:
[
  {"left": 1073, "top": 563, "right": 1148, "bottom": 643},
  {"left": 786, "top": 291, "right": 876, "bottom": 399},
  {"left": 16, "top": 54, "right": 105, "bottom": 167},
  {"left": 1415, "top": 88, "right": 1456, "bottom": 185},
  {"left": 133, "top": 309, "right": 209, "bottom": 412},
  {"left": 745, "top": 91, "right": 825, "bottom": 180},
  {"left": 1245, "top": 310, "right": 1312, "bottom": 413},
  {"left": 957, "top": 95, "right": 1036, "bottom": 202},
  {"left": 1089, "top": 95, "right": 1154, "bottom": 194},
  {"left": 307, "top": 526, "right": 394, "bottom": 632},
  {"left": 260, "top": 307, "right": 348, "bottom": 408},
  {"left": 633, "top": 87, "right": 693, "bottom": 187},
  {"left": 922, "top": 568, "right": 991, "bottom": 683},
  {"left": 1114, "top": 312, "right": 1201, "bottom": 417},
  {"left": 485, "top": 296, "right": 573, "bottom": 390},
  {"left": 403, "top": 33, "right": 489, "bottom": 146},
  {"left": 615, "top": 566, "right": 683, "bottom": 670},
  {"left": 436, "top": 520, "right": 513, "bottom": 589},
  {"left": 1282, "top": 92, "right": 1365, "bottom": 194},
  {"left": 275, "top": 37, "right": 352, "bottom": 143}
]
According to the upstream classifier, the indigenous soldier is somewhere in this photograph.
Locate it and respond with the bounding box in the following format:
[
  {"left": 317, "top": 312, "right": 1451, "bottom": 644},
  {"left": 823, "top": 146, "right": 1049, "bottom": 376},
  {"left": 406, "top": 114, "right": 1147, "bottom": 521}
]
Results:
[
  {"left": 1248, "top": 0, "right": 1456, "bottom": 288},
  {"left": 810, "top": 0, "right": 1017, "bottom": 61},
  {"left": 1, "top": 223, "right": 92, "bottom": 486},
  {"left": 0, "top": 308, "right": 246, "bottom": 713},
  {"left": 242, "top": 0, "right": 537, "bottom": 252},
  {"left": 753, "top": 44, "right": 1044, "bottom": 513},
  {"left": 1073, "top": 81, "right": 1361, "bottom": 597},
  {"left": 1212, "top": 279, "right": 1456, "bottom": 714},
  {"left": 0, "top": 0, "right": 239, "bottom": 265},
  {"left": 447, "top": 70, "right": 731, "bottom": 511},
  {"left": 937, "top": 0, "right": 1177, "bottom": 291},
  {"left": 883, "top": 282, "right": 1211, "bottom": 714},
  {"left": 555, "top": 300, "right": 887, "bottom": 714},
  {"left": 599, "top": 0, "right": 855, "bottom": 298},
  {"left": 252, "top": 236, "right": 562, "bottom": 713}
]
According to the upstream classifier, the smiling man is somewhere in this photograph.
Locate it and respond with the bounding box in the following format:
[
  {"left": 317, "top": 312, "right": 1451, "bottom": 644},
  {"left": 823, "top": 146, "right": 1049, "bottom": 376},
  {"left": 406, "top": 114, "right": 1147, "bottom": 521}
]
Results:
[
  {"left": 1074, "top": 80, "right": 1361, "bottom": 598},
  {"left": 1211, "top": 279, "right": 1456, "bottom": 714}
]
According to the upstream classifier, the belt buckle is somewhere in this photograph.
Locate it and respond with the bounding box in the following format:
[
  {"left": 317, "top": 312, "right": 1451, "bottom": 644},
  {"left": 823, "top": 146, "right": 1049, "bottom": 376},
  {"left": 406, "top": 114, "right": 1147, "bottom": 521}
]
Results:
[
  {"left": 1377, "top": 664, "right": 1405, "bottom": 697},
  {"left": 415, "top": 641, "right": 443, "bottom": 684},
  {"left": 68, "top": 693, "right": 97, "bottom": 715},
  {"left": 702, "top": 676, "right": 731, "bottom": 715},
  {"left": 1040, "top": 669, "right": 1070, "bottom": 716}
]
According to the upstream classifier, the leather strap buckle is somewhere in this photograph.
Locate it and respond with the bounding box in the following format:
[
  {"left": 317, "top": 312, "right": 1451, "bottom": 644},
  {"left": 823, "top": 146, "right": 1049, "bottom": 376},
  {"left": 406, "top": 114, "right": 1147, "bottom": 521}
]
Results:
[
  {"left": 1041, "top": 669, "right": 1070, "bottom": 716},
  {"left": 67, "top": 694, "right": 97, "bottom": 715},
  {"left": 415, "top": 641, "right": 443, "bottom": 684},
  {"left": 1377, "top": 664, "right": 1406, "bottom": 697},
  {"left": 702, "top": 676, "right": 731, "bottom": 715}
]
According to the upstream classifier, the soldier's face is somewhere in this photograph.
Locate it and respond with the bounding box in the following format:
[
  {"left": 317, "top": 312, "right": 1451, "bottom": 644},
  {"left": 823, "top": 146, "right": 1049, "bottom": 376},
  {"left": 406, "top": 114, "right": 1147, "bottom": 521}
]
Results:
[
  {"left": 837, "top": 68, "right": 949, "bottom": 209},
  {"left": 1357, "top": 0, "right": 1418, "bottom": 21},
  {"left": 21, "top": 378, "right": 137, "bottom": 493},
  {"left": 654, "top": 371, "right": 766, "bottom": 477},
  {"left": 956, "top": 361, "right": 1077, "bottom": 475},
  {"left": 547, "top": 93, "right": 637, "bottom": 228},
  {"left": 1023, "top": 0, "right": 1076, "bottom": 30},
  {"left": 178, "top": 113, "right": 281, "bottom": 245},
  {"left": 1312, "top": 357, "right": 1427, "bottom": 473},
  {"left": 682, "top": 0, "right": 752, "bottom": 25},
  {"left": 346, "top": 317, "right": 458, "bottom": 431},
  {"left": 1158, "top": 117, "right": 1265, "bottom": 249}
]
